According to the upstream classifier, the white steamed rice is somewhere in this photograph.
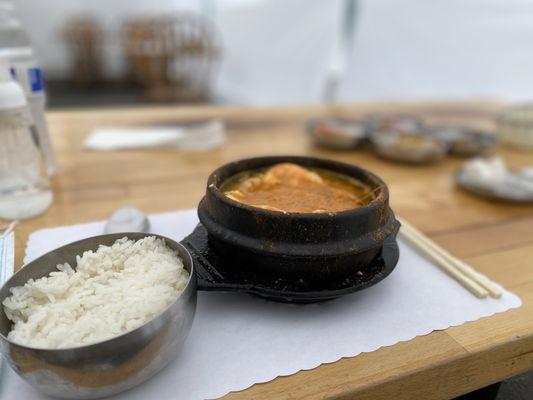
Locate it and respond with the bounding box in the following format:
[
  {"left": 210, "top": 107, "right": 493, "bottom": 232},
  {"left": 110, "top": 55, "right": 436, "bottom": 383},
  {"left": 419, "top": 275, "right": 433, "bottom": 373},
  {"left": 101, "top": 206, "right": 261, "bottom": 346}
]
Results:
[{"left": 2, "top": 236, "right": 189, "bottom": 349}]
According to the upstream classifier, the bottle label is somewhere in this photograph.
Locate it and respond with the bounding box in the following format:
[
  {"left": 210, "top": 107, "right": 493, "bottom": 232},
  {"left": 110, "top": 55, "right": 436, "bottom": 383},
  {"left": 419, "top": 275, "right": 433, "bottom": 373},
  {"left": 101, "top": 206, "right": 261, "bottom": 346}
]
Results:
[
  {"left": 10, "top": 61, "right": 45, "bottom": 96},
  {"left": 28, "top": 67, "right": 44, "bottom": 93}
]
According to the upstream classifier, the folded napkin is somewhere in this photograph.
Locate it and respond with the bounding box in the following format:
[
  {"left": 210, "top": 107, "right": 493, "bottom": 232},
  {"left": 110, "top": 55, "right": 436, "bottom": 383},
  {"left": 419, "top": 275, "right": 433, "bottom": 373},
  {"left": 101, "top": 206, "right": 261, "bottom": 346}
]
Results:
[
  {"left": 1, "top": 210, "right": 521, "bottom": 400},
  {"left": 84, "top": 120, "right": 227, "bottom": 151},
  {"left": 0, "top": 230, "right": 14, "bottom": 286},
  {"left": 0, "top": 227, "right": 15, "bottom": 389}
]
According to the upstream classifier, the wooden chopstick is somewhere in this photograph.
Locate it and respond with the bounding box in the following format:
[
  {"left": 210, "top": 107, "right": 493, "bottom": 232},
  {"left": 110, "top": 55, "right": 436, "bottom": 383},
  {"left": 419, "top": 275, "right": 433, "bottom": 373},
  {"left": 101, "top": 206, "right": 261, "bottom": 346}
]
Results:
[
  {"left": 398, "top": 218, "right": 501, "bottom": 299},
  {"left": 399, "top": 219, "right": 502, "bottom": 299},
  {"left": 0, "top": 220, "right": 17, "bottom": 237},
  {"left": 399, "top": 227, "right": 488, "bottom": 298}
]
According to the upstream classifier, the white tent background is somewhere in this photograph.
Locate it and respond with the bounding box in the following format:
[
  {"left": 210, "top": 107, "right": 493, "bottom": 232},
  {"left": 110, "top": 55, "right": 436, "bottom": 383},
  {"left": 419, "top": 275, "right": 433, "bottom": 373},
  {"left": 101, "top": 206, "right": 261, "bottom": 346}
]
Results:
[{"left": 12, "top": 0, "right": 533, "bottom": 104}]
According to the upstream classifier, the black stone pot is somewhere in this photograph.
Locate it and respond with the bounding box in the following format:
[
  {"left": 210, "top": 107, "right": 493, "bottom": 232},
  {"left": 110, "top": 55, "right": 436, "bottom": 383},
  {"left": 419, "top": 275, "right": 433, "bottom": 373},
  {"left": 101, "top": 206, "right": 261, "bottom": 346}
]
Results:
[{"left": 197, "top": 156, "right": 400, "bottom": 282}]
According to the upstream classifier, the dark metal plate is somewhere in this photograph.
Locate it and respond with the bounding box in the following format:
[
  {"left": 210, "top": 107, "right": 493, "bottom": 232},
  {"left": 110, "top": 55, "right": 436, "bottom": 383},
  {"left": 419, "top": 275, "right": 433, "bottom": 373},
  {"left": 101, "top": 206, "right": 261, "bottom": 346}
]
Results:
[{"left": 180, "top": 224, "right": 400, "bottom": 303}]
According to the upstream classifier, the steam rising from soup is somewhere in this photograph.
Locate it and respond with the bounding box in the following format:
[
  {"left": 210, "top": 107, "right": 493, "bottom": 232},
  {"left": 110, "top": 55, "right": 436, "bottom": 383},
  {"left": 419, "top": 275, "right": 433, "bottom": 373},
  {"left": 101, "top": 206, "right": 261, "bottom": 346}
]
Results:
[{"left": 221, "top": 163, "right": 378, "bottom": 213}]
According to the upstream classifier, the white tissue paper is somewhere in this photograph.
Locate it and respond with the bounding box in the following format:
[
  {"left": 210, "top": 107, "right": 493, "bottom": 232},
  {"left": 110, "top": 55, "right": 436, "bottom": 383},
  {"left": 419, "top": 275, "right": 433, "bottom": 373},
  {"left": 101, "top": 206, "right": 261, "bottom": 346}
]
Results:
[
  {"left": 0, "top": 231, "right": 14, "bottom": 286},
  {"left": 84, "top": 121, "right": 227, "bottom": 151}
]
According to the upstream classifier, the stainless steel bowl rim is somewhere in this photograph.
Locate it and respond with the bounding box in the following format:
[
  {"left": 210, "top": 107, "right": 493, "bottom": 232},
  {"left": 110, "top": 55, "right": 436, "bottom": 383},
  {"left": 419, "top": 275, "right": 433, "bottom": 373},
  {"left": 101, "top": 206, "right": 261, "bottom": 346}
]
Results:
[{"left": 0, "top": 232, "right": 195, "bottom": 352}]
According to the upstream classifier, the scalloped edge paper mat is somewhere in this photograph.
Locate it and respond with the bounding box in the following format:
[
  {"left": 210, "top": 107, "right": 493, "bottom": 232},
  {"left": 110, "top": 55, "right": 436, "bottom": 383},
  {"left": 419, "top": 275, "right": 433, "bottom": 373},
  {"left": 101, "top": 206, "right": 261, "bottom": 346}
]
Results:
[{"left": 1, "top": 209, "right": 521, "bottom": 400}]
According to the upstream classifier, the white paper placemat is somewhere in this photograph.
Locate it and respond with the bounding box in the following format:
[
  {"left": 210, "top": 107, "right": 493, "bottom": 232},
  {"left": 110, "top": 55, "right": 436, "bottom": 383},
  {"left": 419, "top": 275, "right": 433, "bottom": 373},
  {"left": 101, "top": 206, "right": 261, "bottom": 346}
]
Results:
[{"left": 1, "top": 209, "right": 521, "bottom": 399}]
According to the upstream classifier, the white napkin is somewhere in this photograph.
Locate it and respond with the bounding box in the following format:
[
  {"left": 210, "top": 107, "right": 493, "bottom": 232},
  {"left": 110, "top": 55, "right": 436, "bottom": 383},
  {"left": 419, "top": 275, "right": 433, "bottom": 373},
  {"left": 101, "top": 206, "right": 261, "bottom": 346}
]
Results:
[
  {"left": 0, "top": 231, "right": 14, "bottom": 286},
  {"left": 1, "top": 210, "right": 521, "bottom": 400},
  {"left": 84, "top": 121, "right": 227, "bottom": 151},
  {"left": 0, "top": 229, "right": 15, "bottom": 389}
]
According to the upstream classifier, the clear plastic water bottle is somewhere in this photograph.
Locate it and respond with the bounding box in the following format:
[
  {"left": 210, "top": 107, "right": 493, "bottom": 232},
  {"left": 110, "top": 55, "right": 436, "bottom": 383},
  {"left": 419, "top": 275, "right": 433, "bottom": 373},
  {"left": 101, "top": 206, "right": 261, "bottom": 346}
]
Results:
[
  {"left": 0, "top": 2, "right": 56, "bottom": 176},
  {"left": 0, "top": 61, "right": 52, "bottom": 219}
]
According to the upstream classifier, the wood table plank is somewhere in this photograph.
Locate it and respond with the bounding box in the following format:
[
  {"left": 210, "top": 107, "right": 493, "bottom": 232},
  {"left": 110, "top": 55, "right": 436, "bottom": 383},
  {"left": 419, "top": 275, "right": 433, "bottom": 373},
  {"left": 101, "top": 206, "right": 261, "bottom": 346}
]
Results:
[
  {"left": 432, "top": 217, "right": 533, "bottom": 258},
  {"left": 223, "top": 332, "right": 467, "bottom": 400},
  {"left": 8, "top": 100, "right": 533, "bottom": 399}
]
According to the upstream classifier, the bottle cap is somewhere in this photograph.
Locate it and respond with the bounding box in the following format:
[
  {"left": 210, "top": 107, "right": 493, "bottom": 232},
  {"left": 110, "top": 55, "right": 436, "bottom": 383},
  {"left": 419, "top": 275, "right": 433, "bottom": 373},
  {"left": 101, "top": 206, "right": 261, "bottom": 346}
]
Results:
[{"left": 0, "top": 59, "right": 26, "bottom": 109}]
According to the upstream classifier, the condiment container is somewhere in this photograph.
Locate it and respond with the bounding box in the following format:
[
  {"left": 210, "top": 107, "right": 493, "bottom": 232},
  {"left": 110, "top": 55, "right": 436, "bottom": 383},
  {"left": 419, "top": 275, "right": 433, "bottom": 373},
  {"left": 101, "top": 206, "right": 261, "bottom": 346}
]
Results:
[
  {"left": 0, "top": 61, "right": 52, "bottom": 219},
  {"left": 496, "top": 104, "right": 533, "bottom": 150}
]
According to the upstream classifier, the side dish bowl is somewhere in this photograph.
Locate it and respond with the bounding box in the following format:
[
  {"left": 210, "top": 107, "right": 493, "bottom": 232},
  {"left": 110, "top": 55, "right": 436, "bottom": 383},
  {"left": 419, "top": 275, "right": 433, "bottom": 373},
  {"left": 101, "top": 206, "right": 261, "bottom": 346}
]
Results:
[
  {"left": 430, "top": 126, "right": 497, "bottom": 157},
  {"left": 370, "top": 129, "right": 449, "bottom": 164},
  {"left": 306, "top": 117, "right": 368, "bottom": 149},
  {"left": 0, "top": 233, "right": 196, "bottom": 400}
]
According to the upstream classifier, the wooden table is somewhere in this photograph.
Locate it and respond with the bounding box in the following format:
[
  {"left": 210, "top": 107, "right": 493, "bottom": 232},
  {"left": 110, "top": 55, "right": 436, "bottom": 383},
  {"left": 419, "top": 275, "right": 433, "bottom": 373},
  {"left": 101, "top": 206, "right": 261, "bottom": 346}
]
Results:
[{"left": 12, "top": 101, "right": 533, "bottom": 399}]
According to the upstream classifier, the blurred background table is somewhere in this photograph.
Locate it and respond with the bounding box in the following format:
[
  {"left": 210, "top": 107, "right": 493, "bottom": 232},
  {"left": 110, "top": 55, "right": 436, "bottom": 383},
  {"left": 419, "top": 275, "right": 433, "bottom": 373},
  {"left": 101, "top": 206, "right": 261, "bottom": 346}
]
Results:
[{"left": 13, "top": 101, "right": 533, "bottom": 400}]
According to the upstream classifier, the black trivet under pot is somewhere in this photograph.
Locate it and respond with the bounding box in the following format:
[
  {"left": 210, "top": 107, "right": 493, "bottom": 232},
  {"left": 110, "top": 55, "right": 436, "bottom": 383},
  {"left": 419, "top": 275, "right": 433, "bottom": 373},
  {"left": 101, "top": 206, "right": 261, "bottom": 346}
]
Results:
[{"left": 181, "top": 224, "right": 400, "bottom": 303}]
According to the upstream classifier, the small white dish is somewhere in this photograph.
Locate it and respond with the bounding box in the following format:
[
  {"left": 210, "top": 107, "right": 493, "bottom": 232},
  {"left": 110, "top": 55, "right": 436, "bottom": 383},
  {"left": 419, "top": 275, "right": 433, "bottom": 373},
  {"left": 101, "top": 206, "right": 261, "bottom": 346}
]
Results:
[{"left": 456, "top": 157, "right": 533, "bottom": 203}]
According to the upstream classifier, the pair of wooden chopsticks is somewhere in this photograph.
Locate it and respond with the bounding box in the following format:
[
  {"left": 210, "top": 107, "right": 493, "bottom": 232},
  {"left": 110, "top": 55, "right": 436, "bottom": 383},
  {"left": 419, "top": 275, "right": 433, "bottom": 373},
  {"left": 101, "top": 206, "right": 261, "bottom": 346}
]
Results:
[
  {"left": 398, "top": 218, "right": 502, "bottom": 299},
  {"left": 0, "top": 220, "right": 17, "bottom": 237}
]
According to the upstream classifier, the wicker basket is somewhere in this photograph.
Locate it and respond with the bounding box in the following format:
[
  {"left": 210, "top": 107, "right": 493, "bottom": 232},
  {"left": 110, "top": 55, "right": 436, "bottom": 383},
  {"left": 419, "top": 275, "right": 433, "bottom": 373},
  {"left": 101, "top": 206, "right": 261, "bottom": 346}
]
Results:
[
  {"left": 121, "top": 14, "right": 220, "bottom": 102},
  {"left": 61, "top": 16, "right": 104, "bottom": 87}
]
